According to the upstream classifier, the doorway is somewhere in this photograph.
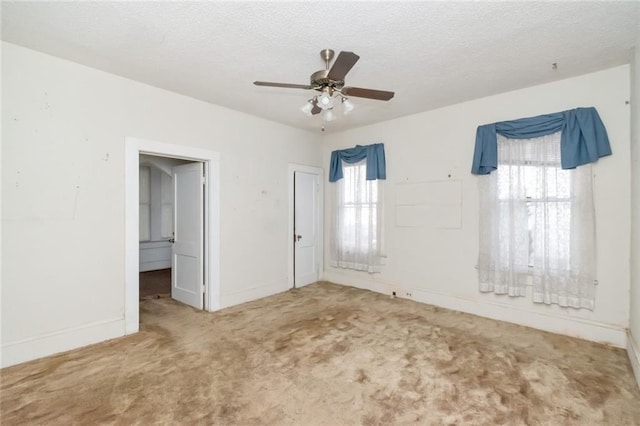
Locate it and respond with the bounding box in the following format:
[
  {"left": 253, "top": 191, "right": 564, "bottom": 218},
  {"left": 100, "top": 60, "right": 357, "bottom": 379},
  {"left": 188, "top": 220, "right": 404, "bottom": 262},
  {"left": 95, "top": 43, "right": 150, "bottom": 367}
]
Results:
[
  {"left": 138, "top": 155, "right": 196, "bottom": 303},
  {"left": 125, "top": 137, "right": 221, "bottom": 335},
  {"left": 288, "top": 164, "right": 323, "bottom": 288}
]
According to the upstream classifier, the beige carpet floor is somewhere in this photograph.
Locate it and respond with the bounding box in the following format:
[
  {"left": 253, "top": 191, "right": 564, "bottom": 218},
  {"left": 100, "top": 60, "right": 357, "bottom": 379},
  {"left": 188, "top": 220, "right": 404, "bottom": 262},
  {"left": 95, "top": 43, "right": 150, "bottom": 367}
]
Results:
[{"left": 2, "top": 282, "right": 639, "bottom": 425}]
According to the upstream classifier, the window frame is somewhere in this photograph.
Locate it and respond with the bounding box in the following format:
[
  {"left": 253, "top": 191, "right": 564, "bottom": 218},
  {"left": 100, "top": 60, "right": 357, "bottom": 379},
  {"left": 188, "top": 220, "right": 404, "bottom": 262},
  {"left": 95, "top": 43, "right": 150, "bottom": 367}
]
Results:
[{"left": 331, "top": 159, "right": 384, "bottom": 272}]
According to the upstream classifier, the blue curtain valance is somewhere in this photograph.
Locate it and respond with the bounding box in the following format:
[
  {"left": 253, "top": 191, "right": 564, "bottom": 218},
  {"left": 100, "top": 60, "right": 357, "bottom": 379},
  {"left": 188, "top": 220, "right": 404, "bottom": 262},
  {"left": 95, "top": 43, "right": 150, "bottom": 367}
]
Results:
[
  {"left": 329, "top": 143, "right": 386, "bottom": 182},
  {"left": 471, "top": 107, "right": 612, "bottom": 175}
]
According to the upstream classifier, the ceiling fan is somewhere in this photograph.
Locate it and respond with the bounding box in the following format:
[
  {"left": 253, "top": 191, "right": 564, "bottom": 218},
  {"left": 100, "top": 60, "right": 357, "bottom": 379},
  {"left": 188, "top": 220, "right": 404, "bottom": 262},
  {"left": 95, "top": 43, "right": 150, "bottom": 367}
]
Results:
[{"left": 254, "top": 49, "right": 394, "bottom": 120}]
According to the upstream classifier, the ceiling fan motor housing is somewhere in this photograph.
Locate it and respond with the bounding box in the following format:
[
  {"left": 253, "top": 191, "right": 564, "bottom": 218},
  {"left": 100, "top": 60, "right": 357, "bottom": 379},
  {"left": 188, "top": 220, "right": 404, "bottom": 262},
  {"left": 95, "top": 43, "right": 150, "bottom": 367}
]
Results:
[{"left": 310, "top": 69, "right": 344, "bottom": 92}]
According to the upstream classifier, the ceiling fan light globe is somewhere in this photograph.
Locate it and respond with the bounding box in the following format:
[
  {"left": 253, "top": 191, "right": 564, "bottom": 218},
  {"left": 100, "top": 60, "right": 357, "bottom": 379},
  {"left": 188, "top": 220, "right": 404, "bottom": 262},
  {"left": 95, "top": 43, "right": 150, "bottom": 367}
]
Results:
[
  {"left": 317, "top": 92, "right": 334, "bottom": 110},
  {"left": 324, "top": 108, "right": 336, "bottom": 122},
  {"left": 301, "top": 101, "right": 313, "bottom": 116},
  {"left": 342, "top": 98, "right": 354, "bottom": 114}
]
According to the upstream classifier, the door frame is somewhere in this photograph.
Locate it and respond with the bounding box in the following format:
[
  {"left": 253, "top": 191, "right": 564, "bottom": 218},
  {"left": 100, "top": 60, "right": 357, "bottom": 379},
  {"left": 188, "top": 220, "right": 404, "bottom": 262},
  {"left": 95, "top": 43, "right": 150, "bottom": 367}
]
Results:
[
  {"left": 125, "top": 137, "right": 221, "bottom": 334},
  {"left": 287, "top": 164, "right": 324, "bottom": 289}
]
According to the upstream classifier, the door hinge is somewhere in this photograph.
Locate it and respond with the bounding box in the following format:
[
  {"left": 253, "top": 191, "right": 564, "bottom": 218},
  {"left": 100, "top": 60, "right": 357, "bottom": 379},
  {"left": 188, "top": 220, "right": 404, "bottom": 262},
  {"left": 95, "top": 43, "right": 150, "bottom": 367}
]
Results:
[{"left": 201, "top": 176, "right": 206, "bottom": 185}]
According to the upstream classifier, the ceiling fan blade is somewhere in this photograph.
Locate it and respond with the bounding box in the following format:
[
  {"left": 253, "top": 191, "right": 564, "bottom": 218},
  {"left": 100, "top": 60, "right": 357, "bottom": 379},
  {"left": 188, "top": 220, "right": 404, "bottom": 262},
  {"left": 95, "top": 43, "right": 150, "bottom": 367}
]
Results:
[
  {"left": 341, "top": 86, "right": 394, "bottom": 101},
  {"left": 327, "top": 51, "right": 360, "bottom": 81},
  {"left": 311, "top": 99, "right": 322, "bottom": 115},
  {"left": 253, "top": 81, "right": 313, "bottom": 90}
]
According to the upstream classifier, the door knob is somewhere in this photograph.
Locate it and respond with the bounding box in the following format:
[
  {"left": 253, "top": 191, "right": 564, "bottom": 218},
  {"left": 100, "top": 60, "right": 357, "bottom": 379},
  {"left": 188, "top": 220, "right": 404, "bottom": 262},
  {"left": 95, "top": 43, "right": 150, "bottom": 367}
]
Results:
[{"left": 295, "top": 235, "right": 302, "bottom": 242}]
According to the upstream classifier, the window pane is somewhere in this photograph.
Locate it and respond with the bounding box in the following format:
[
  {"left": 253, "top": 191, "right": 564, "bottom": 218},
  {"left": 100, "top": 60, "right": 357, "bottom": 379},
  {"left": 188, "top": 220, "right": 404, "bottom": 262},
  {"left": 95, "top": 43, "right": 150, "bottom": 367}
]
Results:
[
  {"left": 497, "top": 163, "right": 570, "bottom": 201},
  {"left": 160, "top": 204, "right": 173, "bottom": 239},
  {"left": 139, "top": 204, "right": 150, "bottom": 241},
  {"left": 161, "top": 172, "right": 173, "bottom": 203},
  {"left": 139, "top": 167, "right": 150, "bottom": 203}
]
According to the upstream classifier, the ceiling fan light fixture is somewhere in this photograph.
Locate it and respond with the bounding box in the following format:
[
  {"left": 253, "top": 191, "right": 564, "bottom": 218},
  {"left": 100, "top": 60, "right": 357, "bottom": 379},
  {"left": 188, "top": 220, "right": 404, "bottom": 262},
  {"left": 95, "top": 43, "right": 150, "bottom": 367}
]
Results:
[
  {"left": 317, "top": 92, "right": 334, "bottom": 110},
  {"left": 301, "top": 100, "right": 313, "bottom": 116},
  {"left": 324, "top": 108, "right": 336, "bottom": 122},
  {"left": 341, "top": 97, "right": 354, "bottom": 114},
  {"left": 254, "top": 49, "right": 394, "bottom": 123}
]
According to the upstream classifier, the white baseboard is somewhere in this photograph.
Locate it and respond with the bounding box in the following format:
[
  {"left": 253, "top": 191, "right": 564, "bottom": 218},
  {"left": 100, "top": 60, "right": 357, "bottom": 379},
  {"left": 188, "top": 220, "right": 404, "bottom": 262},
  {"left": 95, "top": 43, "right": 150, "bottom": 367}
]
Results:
[
  {"left": 1, "top": 318, "right": 125, "bottom": 368},
  {"left": 220, "top": 279, "right": 289, "bottom": 309},
  {"left": 139, "top": 260, "right": 171, "bottom": 272},
  {"left": 323, "top": 271, "right": 627, "bottom": 348},
  {"left": 627, "top": 331, "right": 640, "bottom": 390}
]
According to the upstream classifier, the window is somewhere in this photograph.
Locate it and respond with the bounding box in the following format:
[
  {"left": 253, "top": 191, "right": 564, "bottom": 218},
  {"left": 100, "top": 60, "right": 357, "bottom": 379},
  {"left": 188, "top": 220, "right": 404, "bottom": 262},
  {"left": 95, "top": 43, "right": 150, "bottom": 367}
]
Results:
[
  {"left": 496, "top": 157, "right": 572, "bottom": 268},
  {"left": 139, "top": 166, "right": 151, "bottom": 241},
  {"left": 160, "top": 172, "right": 173, "bottom": 239},
  {"left": 330, "top": 160, "right": 384, "bottom": 272},
  {"left": 478, "top": 132, "right": 596, "bottom": 309},
  {"left": 139, "top": 165, "right": 174, "bottom": 242}
]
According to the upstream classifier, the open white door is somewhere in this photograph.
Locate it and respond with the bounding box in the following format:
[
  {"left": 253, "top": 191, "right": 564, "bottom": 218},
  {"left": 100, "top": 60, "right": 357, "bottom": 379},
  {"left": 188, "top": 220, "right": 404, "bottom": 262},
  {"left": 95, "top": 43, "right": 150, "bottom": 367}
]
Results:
[
  {"left": 171, "top": 162, "right": 204, "bottom": 309},
  {"left": 294, "top": 171, "right": 320, "bottom": 287}
]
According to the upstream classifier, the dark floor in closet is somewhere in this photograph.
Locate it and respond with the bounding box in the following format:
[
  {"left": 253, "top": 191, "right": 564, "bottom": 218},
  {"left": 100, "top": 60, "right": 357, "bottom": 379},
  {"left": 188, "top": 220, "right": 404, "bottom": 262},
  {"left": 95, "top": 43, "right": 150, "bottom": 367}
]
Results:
[{"left": 139, "top": 268, "right": 171, "bottom": 299}]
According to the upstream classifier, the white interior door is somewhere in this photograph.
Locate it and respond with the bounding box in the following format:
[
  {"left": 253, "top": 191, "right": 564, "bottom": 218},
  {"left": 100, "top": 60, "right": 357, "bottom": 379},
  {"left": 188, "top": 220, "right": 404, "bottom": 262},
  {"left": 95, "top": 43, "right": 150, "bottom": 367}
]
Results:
[
  {"left": 171, "top": 162, "right": 204, "bottom": 309},
  {"left": 294, "top": 171, "right": 319, "bottom": 287}
]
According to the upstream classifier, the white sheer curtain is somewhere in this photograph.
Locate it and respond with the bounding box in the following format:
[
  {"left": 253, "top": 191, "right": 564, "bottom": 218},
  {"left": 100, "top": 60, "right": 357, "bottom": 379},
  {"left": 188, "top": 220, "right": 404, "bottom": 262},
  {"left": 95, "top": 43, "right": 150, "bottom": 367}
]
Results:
[
  {"left": 478, "top": 132, "right": 596, "bottom": 309},
  {"left": 330, "top": 159, "right": 385, "bottom": 272}
]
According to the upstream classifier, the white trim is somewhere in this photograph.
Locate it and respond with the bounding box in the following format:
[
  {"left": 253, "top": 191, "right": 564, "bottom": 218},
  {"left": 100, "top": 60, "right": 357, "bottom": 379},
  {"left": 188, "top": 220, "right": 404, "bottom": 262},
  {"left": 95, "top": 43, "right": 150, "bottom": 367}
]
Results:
[
  {"left": 627, "top": 331, "right": 640, "bottom": 390},
  {"left": 125, "top": 137, "right": 221, "bottom": 335},
  {"left": 0, "top": 41, "right": 3, "bottom": 368},
  {"left": 288, "top": 164, "right": 324, "bottom": 289},
  {"left": 1, "top": 318, "right": 124, "bottom": 368},
  {"left": 323, "top": 271, "right": 627, "bottom": 347},
  {"left": 125, "top": 139, "right": 140, "bottom": 334}
]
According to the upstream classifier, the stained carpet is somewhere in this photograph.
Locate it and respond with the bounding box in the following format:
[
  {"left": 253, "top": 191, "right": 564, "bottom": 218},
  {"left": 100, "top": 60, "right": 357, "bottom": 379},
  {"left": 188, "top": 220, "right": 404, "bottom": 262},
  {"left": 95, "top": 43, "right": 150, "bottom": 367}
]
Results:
[{"left": 1, "top": 282, "right": 639, "bottom": 425}]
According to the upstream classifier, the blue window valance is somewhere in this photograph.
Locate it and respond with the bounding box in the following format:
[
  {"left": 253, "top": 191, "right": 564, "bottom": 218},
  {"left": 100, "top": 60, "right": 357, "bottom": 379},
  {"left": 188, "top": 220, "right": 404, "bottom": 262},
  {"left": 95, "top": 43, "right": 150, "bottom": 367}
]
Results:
[
  {"left": 471, "top": 107, "right": 612, "bottom": 175},
  {"left": 329, "top": 143, "right": 386, "bottom": 182}
]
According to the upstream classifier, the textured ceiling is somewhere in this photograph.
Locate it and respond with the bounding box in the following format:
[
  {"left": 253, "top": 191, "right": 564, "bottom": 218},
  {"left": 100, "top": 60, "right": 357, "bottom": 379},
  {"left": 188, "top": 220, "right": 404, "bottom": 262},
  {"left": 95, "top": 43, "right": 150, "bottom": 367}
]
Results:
[{"left": 2, "top": 1, "right": 639, "bottom": 134}]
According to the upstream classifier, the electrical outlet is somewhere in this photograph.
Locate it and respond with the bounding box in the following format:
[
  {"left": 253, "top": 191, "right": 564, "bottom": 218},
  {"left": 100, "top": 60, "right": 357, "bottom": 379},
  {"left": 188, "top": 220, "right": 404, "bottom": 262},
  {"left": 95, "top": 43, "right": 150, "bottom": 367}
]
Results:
[{"left": 406, "top": 292, "right": 412, "bottom": 297}]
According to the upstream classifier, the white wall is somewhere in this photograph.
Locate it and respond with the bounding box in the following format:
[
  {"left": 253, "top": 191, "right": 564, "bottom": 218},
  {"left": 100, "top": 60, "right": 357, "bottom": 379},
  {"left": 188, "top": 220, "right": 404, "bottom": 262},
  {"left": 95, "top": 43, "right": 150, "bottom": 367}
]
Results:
[
  {"left": 323, "top": 66, "right": 631, "bottom": 347},
  {"left": 628, "top": 22, "right": 640, "bottom": 385},
  {"left": 1, "top": 42, "right": 322, "bottom": 367}
]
